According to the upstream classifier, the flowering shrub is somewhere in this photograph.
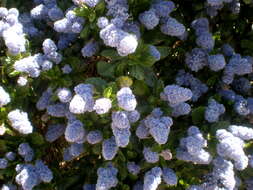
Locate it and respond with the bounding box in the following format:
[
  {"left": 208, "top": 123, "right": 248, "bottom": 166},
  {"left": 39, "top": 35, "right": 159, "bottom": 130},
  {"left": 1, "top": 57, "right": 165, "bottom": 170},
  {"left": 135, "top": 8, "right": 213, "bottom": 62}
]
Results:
[{"left": 1, "top": 0, "right": 253, "bottom": 189}]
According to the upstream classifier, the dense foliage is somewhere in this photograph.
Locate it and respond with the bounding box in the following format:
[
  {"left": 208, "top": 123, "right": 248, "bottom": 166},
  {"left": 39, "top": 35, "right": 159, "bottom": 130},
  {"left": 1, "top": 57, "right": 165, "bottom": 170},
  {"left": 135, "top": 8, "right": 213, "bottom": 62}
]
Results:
[{"left": 1, "top": 0, "right": 253, "bottom": 189}]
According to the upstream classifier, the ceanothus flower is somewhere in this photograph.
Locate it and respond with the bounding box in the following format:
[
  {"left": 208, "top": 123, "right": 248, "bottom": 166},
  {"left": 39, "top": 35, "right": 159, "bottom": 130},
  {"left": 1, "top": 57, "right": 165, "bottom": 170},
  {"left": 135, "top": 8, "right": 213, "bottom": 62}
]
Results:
[
  {"left": 222, "top": 44, "right": 235, "bottom": 57},
  {"left": 83, "top": 184, "right": 96, "bottom": 190},
  {"left": 176, "top": 126, "right": 212, "bottom": 164},
  {"left": 17, "top": 76, "right": 28, "bottom": 86},
  {"left": 171, "top": 102, "right": 191, "bottom": 117},
  {"left": 36, "top": 88, "right": 52, "bottom": 111},
  {"left": 69, "top": 94, "right": 94, "bottom": 114},
  {"left": 86, "top": 130, "right": 103, "bottom": 144},
  {"left": 1, "top": 184, "right": 17, "bottom": 190},
  {"left": 0, "top": 158, "right": 8, "bottom": 169},
  {"left": 144, "top": 115, "right": 173, "bottom": 144},
  {"left": 232, "top": 77, "right": 251, "bottom": 95},
  {"left": 149, "top": 45, "right": 161, "bottom": 61},
  {"left": 185, "top": 48, "right": 208, "bottom": 72},
  {"left": 208, "top": 54, "right": 226, "bottom": 71},
  {"left": 0, "top": 86, "right": 10, "bottom": 107},
  {"left": 47, "top": 103, "right": 68, "bottom": 117},
  {"left": 117, "top": 87, "right": 137, "bottom": 111},
  {"left": 127, "top": 162, "right": 140, "bottom": 175},
  {"left": 57, "top": 88, "right": 72, "bottom": 103},
  {"left": 205, "top": 99, "right": 225, "bottom": 123},
  {"left": 45, "top": 124, "right": 65, "bottom": 142},
  {"left": 68, "top": 143, "right": 84, "bottom": 157},
  {"left": 111, "top": 111, "right": 130, "bottom": 129},
  {"left": 81, "top": 41, "right": 99, "bottom": 58},
  {"left": 143, "top": 147, "right": 159, "bottom": 163},
  {"left": 143, "top": 167, "right": 162, "bottom": 190},
  {"left": 116, "top": 34, "right": 138, "bottom": 56},
  {"left": 102, "top": 137, "right": 118, "bottom": 160},
  {"left": 15, "top": 164, "right": 40, "bottom": 190},
  {"left": 228, "top": 125, "right": 253, "bottom": 140},
  {"left": 65, "top": 120, "right": 86, "bottom": 143},
  {"left": 138, "top": 9, "right": 159, "bottom": 30},
  {"left": 151, "top": 0, "right": 175, "bottom": 17},
  {"left": 14, "top": 55, "right": 41, "bottom": 78},
  {"left": 34, "top": 160, "right": 53, "bottom": 183},
  {"left": 96, "top": 164, "right": 118, "bottom": 190},
  {"left": 63, "top": 143, "right": 84, "bottom": 161},
  {"left": 162, "top": 167, "right": 178, "bottom": 186},
  {"left": 42, "top": 39, "right": 57, "bottom": 55},
  {"left": 5, "top": 151, "right": 16, "bottom": 161},
  {"left": 233, "top": 95, "right": 250, "bottom": 116},
  {"left": 161, "top": 85, "right": 192, "bottom": 105},
  {"left": 191, "top": 17, "right": 209, "bottom": 36},
  {"left": 111, "top": 123, "right": 131, "bottom": 147},
  {"left": 97, "top": 17, "right": 109, "bottom": 29},
  {"left": 216, "top": 129, "right": 248, "bottom": 170},
  {"left": 62, "top": 64, "right": 72, "bottom": 74},
  {"left": 8, "top": 109, "right": 33, "bottom": 134},
  {"left": 93, "top": 98, "right": 112, "bottom": 114},
  {"left": 176, "top": 70, "right": 208, "bottom": 102},
  {"left": 196, "top": 32, "right": 215, "bottom": 52},
  {"left": 160, "top": 17, "right": 186, "bottom": 37},
  {"left": 126, "top": 110, "right": 140, "bottom": 123},
  {"left": 18, "top": 143, "right": 34, "bottom": 162},
  {"left": 135, "top": 122, "right": 150, "bottom": 139}
]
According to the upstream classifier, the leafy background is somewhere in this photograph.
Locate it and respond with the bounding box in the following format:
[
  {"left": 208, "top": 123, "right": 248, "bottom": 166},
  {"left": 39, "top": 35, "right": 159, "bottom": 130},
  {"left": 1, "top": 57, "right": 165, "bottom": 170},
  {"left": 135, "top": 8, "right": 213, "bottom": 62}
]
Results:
[{"left": 1, "top": 0, "right": 253, "bottom": 189}]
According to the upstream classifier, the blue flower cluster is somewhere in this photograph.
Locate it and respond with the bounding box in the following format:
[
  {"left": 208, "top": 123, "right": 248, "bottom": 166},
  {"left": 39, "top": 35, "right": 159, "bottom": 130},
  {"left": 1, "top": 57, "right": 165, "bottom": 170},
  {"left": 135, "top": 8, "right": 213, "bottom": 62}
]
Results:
[
  {"left": 176, "top": 70, "right": 208, "bottom": 102},
  {"left": 176, "top": 126, "right": 212, "bottom": 164},
  {"left": 96, "top": 164, "right": 118, "bottom": 190},
  {"left": 204, "top": 98, "right": 225, "bottom": 123}
]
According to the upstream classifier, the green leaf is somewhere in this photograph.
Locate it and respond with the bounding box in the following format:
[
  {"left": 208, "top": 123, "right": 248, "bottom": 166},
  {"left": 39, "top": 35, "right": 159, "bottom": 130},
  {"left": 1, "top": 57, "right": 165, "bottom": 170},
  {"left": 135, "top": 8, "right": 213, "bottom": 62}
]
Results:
[
  {"left": 29, "top": 132, "right": 45, "bottom": 146},
  {"left": 95, "top": 1, "right": 105, "bottom": 14},
  {"left": 74, "top": 6, "right": 89, "bottom": 17},
  {"left": 85, "top": 77, "right": 107, "bottom": 93},
  {"left": 101, "top": 49, "right": 123, "bottom": 61},
  {"left": 103, "top": 86, "right": 113, "bottom": 98},
  {"left": 157, "top": 46, "right": 171, "bottom": 59},
  {"left": 115, "top": 61, "right": 127, "bottom": 75},
  {"left": 133, "top": 80, "right": 150, "bottom": 96},
  {"left": 243, "top": 0, "right": 252, "bottom": 4},
  {"left": 97, "top": 61, "right": 115, "bottom": 78},
  {"left": 191, "top": 106, "right": 206, "bottom": 125},
  {"left": 88, "top": 11, "right": 96, "bottom": 22},
  {"left": 80, "top": 26, "right": 90, "bottom": 39},
  {"left": 129, "top": 65, "right": 145, "bottom": 80}
]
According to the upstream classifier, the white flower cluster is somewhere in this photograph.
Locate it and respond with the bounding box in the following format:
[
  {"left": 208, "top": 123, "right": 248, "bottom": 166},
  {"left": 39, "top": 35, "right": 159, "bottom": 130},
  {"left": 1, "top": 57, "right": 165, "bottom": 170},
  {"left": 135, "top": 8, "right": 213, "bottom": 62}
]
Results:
[
  {"left": 8, "top": 109, "right": 33, "bottom": 134},
  {"left": 216, "top": 125, "right": 253, "bottom": 170},
  {"left": 93, "top": 98, "right": 112, "bottom": 115},
  {"left": 69, "top": 84, "right": 94, "bottom": 114},
  {"left": 116, "top": 87, "right": 137, "bottom": 111},
  {"left": 0, "top": 7, "right": 26, "bottom": 55},
  {"left": 0, "top": 86, "right": 10, "bottom": 107}
]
